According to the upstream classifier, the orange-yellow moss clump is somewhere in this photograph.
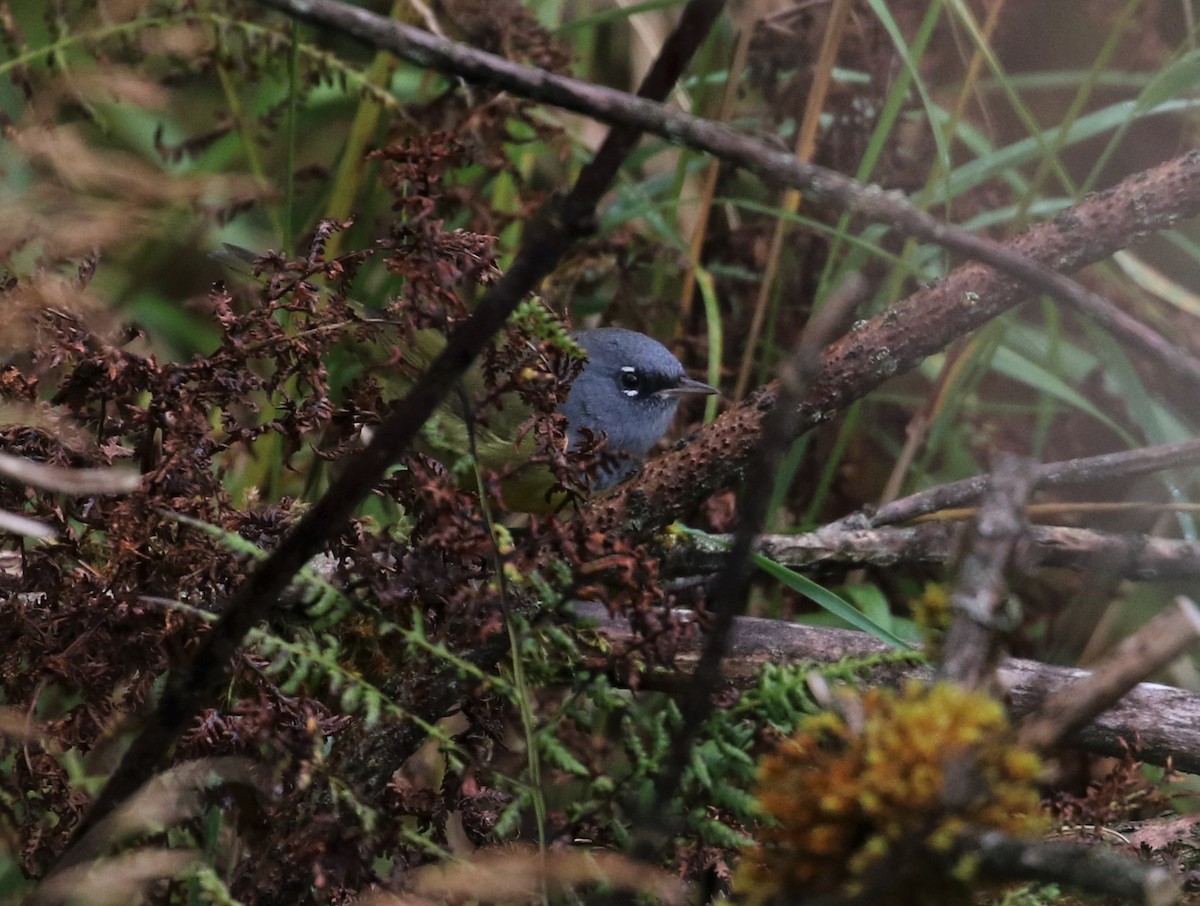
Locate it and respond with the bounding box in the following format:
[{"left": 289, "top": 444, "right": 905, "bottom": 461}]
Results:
[{"left": 736, "top": 681, "right": 1046, "bottom": 904}]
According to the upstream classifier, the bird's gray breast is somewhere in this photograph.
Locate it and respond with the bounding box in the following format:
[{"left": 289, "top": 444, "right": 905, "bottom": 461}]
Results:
[
  {"left": 559, "top": 327, "right": 690, "bottom": 489},
  {"left": 560, "top": 371, "right": 680, "bottom": 487}
]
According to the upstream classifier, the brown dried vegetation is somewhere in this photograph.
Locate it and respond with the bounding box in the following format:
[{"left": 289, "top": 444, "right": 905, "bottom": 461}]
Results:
[
  {"left": 1, "top": 140, "right": 700, "bottom": 899},
  {"left": 0, "top": 20, "right": 702, "bottom": 892}
]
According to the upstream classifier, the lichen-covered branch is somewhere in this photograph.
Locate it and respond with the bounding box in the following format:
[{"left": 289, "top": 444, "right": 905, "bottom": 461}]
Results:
[{"left": 660, "top": 522, "right": 1200, "bottom": 581}]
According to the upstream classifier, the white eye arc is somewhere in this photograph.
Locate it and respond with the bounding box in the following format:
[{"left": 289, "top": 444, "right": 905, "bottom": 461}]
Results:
[{"left": 619, "top": 366, "right": 640, "bottom": 397}]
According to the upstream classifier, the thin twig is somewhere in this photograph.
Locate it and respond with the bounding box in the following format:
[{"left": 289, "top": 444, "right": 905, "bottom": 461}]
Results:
[
  {"left": 659, "top": 522, "right": 1200, "bottom": 582},
  {"left": 858, "top": 438, "right": 1200, "bottom": 528},
  {"left": 643, "top": 277, "right": 865, "bottom": 832}
]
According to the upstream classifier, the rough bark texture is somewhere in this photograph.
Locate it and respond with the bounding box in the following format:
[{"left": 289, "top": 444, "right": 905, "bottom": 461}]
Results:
[
  {"left": 660, "top": 524, "right": 1200, "bottom": 581},
  {"left": 582, "top": 604, "right": 1200, "bottom": 775}
]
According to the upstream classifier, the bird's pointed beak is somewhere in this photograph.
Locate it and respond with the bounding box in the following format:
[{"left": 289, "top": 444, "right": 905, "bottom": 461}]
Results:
[{"left": 658, "top": 376, "right": 720, "bottom": 399}]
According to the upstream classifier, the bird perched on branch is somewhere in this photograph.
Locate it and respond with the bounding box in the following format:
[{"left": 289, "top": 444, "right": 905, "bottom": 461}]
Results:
[
  {"left": 407, "top": 326, "right": 718, "bottom": 511},
  {"left": 563, "top": 327, "right": 718, "bottom": 486}
]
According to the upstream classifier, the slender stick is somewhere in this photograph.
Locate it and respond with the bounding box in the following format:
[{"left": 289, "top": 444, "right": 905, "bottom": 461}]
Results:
[
  {"left": 643, "top": 279, "right": 864, "bottom": 828},
  {"left": 938, "top": 455, "right": 1033, "bottom": 689},
  {"left": 861, "top": 438, "right": 1200, "bottom": 528}
]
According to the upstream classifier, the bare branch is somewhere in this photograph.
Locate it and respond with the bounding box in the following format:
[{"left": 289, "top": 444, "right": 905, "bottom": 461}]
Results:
[
  {"left": 0, "top": 453, "right": 140, "bottom": 495},
  {"left": 858, "top": 438, "right": 1200, "bottom": 528},
  {"left": 924, "top": 456, "right": 1033, "bottom": 689},
  {"left": 580, "top": 602, "right": 1200, "bottom": 774},
  {"left": 962, "top": 829, "right": 1179, "bottom": 906},
  {"left": 1018, "top": 597, "right": 1200, "bottom": 752},
  {"left": 660, "top": 522, "right": 1200, "bottom": 582}
]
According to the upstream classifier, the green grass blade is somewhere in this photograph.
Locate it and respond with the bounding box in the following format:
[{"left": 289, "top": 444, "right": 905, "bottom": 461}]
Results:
[{"left": 678, "top": 526, "right": 913, "bottom": 648}]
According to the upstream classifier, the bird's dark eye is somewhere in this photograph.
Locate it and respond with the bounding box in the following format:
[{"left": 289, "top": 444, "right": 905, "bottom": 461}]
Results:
[{"left": 619, "top": 367, "right": 641, "bottom": 395}]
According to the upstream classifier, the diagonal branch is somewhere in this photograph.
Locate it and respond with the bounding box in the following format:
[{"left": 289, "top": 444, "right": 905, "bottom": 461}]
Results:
[
  {"left": 642, "top": 279, "right": 862, "bottom": 836},
  {"left": 1018, "top": 596, "right": 1200, "bottom": 752},
  {"left": 856, "top": 438, "right": 1200, "bottom": 528}
]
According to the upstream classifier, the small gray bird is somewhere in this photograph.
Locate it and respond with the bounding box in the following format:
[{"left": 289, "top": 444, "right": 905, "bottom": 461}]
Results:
[
  {"left": 391, "top": 324, "right": 719, "bottom": 510},
  {"left": 563, "top": 328, "right": 718, "bottom": 488}
]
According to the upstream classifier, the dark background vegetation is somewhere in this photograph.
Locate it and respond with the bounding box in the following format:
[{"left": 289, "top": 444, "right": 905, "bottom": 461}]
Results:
[{"left": 4, "top": 0, "right": 1200, "bottom": 903}]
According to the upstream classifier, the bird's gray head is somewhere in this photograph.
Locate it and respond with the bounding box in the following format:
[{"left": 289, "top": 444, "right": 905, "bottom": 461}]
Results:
[{"left": 560, "top": 327, "right": 718, "bottom": 488}]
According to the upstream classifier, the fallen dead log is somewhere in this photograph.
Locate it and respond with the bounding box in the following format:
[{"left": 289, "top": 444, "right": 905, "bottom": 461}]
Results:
[{"left": 580, "top": 603, "right": 1200, "bottom": 774}]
